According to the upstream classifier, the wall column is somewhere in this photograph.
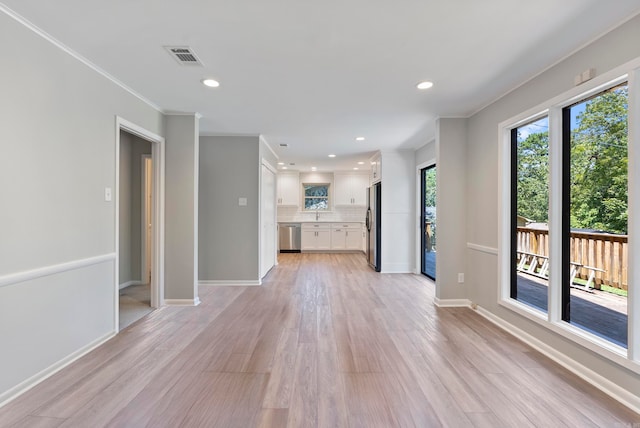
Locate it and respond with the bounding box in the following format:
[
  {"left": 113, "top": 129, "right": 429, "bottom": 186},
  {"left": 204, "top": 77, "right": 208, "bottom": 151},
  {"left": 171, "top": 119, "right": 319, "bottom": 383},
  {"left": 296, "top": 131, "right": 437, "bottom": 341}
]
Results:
[
  {"left": 164, "top": 114, "right": 200, "bottom": 304},
  {"left": 435, "top": 118, "right": 468, "bottom": 302}
]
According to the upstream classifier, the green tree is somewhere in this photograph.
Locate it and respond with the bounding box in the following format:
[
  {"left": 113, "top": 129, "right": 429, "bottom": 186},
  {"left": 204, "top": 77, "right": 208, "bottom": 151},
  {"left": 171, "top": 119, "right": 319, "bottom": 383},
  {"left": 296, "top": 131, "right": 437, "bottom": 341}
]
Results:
[
  {"left": 517, "top": 131, "right": 549, "bottom": 223},
  {"left": 570, "top": 86, "right": 628, "bottom": 234},
  {"left": 424, "top": 167, "right": 436, "bottom": 208}
]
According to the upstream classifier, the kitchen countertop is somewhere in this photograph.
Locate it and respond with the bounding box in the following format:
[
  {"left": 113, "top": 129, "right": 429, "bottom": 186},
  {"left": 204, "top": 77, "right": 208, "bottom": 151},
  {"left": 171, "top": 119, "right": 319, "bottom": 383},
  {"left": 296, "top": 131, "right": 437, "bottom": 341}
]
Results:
[{"left": 277, "top": 220, "right": 364, "bottom": 224}]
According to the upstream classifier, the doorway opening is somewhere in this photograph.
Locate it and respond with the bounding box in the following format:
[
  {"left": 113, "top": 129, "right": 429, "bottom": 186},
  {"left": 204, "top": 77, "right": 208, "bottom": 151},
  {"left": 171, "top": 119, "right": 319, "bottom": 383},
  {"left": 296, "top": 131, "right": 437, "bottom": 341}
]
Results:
[
  {"left": 421, "top": 164, "right": 437, "bottom": 279},
  {"left": 116, "top": 118, "right": 164, "bottom": 332}
]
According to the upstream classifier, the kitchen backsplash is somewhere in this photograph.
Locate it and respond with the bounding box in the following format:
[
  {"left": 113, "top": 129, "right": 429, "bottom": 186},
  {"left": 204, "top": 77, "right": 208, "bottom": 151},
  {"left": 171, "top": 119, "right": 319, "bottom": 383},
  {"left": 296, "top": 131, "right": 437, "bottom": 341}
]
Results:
[{"left": 277, "top": 206, "right": 367, "bottom": 222}]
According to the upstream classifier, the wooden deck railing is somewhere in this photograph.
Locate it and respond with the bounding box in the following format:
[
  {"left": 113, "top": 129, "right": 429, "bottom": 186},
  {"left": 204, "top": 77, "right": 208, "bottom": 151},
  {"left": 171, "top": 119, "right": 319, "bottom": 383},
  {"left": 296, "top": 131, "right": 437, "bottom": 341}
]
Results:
[{"left": 516, "top": 227, "right": 628, "bottom": 291}]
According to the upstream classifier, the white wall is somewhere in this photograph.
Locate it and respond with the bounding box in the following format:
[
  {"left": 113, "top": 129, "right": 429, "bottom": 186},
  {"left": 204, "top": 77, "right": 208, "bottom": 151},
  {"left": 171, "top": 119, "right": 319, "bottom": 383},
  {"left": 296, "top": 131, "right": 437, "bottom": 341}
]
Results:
[
  {"left": 199, "top": 136, "right": 260, "bottom": 283},
  {"left": 415, "top": 140, "right": 436, "bottom": 166},
  {"left": 0, "top": 10, "right": 164, "bottom": 402},
  {"left": 380, "top": 150, "right": 415, "bottom": 273},
  {"left": 465, "top": 14, "right": 640, "bottom": 404}
]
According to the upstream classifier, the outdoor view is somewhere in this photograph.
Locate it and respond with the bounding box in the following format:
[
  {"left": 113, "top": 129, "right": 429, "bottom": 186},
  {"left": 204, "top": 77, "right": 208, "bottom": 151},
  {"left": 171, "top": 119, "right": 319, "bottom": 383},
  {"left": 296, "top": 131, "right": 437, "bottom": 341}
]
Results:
[
  {"left": 567, "top": 84, "right": 628, "bottom": 346},
  {"left": 514, "top": 84, "right": 628, "bottom": 347},
  {"left": 303, "top": 184, "right": 329, "bottom": 210},
  {"left": 422, "top": 166, "right": 436, "bottom": 279},
  {"left": 513, "top": 116, "right": 549, "bottom": 313}
]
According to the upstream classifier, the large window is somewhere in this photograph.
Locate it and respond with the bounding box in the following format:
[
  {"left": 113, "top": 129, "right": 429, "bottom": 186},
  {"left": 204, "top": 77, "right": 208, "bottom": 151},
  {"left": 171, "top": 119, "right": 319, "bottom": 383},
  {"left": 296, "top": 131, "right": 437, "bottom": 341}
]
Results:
[
  {"left": 303, "top": 183, "right": 330, "bottom": 211},
  {"left": 511, "top": 116, "right": 549, "bottom": 313},
  {"left": 500, "top": 67, "right": 638, "bottom": 365},
  {"left": 563, "top": 84, "right": 628, "bottom": 347}
]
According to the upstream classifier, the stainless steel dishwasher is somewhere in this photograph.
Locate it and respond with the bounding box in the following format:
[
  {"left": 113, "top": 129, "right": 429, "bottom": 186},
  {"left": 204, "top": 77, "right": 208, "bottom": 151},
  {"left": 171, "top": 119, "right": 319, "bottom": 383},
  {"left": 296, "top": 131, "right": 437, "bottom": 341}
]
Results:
[{"left": 279, "top": 223, "right": 301, "bottom": 253}]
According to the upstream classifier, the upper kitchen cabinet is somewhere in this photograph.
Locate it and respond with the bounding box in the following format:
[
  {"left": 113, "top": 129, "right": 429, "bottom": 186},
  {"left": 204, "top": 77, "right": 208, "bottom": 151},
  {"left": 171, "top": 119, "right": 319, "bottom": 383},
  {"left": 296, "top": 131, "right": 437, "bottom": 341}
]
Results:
[
  {"left": 277, "top": 172, "right": 299, "bottom": 206},
  {"left": 370, "top": 153, "right": 382, "bottom": 183},
  {"left": 334, "top": 172, "right": 369, "bottom": 206}
]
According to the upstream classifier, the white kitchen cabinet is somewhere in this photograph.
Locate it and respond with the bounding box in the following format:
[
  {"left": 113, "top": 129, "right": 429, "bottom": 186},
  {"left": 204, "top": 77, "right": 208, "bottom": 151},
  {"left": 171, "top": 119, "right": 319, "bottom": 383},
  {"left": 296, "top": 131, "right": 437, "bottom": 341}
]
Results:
[
  {"left": 330, "top": 223, "right": 363, "bottom": 250},
  {"left": 277, "top": 172, "right": 299, "bottom": 206},
  {"left": 334, "top": 173, "right": 369, "bottom": 206},
  {"left": 301, "top": 223, "right": 331, "bottom": 250},
  {"left": 370, "top": 154, "right": 382, "bottom": 183}
]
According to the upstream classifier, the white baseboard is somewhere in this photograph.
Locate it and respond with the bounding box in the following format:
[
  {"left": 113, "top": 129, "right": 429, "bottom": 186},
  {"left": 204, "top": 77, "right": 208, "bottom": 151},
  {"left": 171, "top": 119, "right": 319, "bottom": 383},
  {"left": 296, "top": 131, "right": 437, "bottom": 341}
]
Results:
[
  {"left": 380, "top": 263, "right": 414, "bottom": 274},
  {"left": 474, "top": 305, "right": 640, "bottom": 415},
  {"left": 118, "top": 280, "right": 144, "bottom": 290},
  {"left": 165, "top": 297, "right": 201, "bottom": 306},
  {"left": 199, "top": 280, "right": 261, "bottom": 286},
  {"left": 0, "top": 331, "right": 116, "bottom": 408},
  {"left": 434, "top": 298, "right": 472, "bottom": 308}
]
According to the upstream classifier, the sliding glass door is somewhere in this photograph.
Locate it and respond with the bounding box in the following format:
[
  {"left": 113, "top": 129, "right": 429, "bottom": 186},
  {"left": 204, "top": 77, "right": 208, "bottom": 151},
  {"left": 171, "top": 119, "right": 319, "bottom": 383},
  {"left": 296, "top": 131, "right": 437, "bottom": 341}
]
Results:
[{"left": 421, "top": 165, "right": 436, "bottom": 279}]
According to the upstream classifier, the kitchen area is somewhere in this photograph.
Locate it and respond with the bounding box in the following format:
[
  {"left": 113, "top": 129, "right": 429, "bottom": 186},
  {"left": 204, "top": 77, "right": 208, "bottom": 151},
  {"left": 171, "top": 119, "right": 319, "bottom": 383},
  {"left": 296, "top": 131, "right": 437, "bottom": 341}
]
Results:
[{"left": 277, "top": 154, "right": 381, "bottom": 271}]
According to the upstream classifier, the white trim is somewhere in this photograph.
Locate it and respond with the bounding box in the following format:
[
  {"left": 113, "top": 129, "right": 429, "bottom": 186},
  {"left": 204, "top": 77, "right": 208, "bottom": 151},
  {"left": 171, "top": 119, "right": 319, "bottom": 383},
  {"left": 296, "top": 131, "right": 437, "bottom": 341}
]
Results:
[
  {"left": 116, "top": 117, "right": 166, "bottom": 334},
  {"left": 0, "top": 4, "right": 163, "bottom": 114},
  {"left": 262, "top": 158, "right": 277, "bottom": 174},
  {"left": 466, "top": 242, "right": 498, "bottom": 255},
  {"left": 199, "top": 280, "right": 262, "bottom": 286},
  {"left": 379, "top": 264, "right": 414, "bottom": 274},
  {"left": 260, "top": 135, "right": 280, "bottom": 161},
  {"left": 164, "top": 298, "right": 201, "bottom": 306},
  {"left": 0, "top": 331, "right": 115, "bottom": 408},
  {"left": 629, "top": 68, "right": 640, "bottom": 361},
  {"left": 415, "top": 159, "right": 437, "bottom": 274},
  {"left": 141, "top": 154, "right": 153, "bottom": 286},
  {"left": 475, "top": 305, "right": 640, "bottom": 415},
  {"left": 434, "top": 298, "right": 472, "bottom": 308},
  {"left": 118, "top": 280, "right": 144, "bottom": 290},
  {"left": 0, "top": 253, "right": 115, "bottom": 288}
]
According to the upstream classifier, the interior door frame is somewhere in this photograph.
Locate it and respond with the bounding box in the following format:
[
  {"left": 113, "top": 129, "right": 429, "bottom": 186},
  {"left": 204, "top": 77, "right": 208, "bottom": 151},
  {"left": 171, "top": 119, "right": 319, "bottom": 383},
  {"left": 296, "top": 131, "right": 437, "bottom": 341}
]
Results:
[
  {"left": 416, "top": 158, "right": 436, "bottom": 276},
  {"left": 115, "top": 117, "right": 165, "bottom": 332},
  {"left": 141, "top": 154, "right": 153, "bottom": 285},
  {"left": 260, "top": 159, "right": 278, "bottom": 279}
]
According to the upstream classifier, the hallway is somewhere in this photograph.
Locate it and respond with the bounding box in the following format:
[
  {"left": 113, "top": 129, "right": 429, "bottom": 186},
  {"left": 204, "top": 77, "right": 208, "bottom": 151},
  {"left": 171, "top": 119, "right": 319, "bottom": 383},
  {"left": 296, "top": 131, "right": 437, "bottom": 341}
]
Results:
[{"left": 0, "top": 253, "right": 637, "bottom": 427}]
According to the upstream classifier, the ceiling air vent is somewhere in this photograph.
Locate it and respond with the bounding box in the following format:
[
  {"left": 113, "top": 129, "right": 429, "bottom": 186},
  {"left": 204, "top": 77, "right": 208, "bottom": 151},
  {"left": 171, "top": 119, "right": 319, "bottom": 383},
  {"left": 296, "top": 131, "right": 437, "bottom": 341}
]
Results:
[
  {"left": 279, "top": 144, "right": 289, "bottom": 147},
  {"left": 164, "top": 46, "right": 203, "bottom": 66}
]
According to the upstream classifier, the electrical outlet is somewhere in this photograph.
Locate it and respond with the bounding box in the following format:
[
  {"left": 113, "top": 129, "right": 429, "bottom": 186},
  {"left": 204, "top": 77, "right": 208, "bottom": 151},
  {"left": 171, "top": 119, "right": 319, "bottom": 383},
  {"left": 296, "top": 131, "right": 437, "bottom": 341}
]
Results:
[{"left": 458, "top": 273, "right": 464, "bottom": 283}]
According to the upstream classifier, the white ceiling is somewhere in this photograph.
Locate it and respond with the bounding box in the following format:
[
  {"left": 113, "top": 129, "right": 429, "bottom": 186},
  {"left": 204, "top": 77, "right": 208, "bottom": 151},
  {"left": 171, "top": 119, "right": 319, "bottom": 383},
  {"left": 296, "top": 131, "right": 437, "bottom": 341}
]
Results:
[{"left": 4, "top": 0, "right": 640, "bottom": 171}]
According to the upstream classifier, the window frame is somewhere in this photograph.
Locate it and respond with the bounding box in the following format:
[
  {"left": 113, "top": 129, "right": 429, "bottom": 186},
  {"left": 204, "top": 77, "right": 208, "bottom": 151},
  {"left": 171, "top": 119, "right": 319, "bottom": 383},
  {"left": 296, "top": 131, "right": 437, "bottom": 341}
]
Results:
[
  {"left": 498, "top": 57, "right": 640, "bottom": 371},
  {"left": 302, "top": 182, "right": 331, "bottom": 211}
]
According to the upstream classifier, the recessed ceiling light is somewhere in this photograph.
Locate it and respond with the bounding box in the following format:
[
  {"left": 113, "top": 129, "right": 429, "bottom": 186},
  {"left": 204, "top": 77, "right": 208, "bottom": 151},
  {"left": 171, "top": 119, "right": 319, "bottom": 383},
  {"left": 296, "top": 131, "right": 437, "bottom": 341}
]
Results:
[
  {"left": 357, "top": 161, "right": 365, "bottom": 165},
  {"left": 355, "top": 137, "right": 365, "bottom": 141},
  {"left": 282, "top": 166, "right": 288, "bottom": 170},
  {"left": 277, "top": 162, "right": 285, "bottom": 165},
  {"left": 311, "top": 167, "right": 317, "bottom": 171},
  {"left": 417, "top": 81, "right": 433, "bottom": 90},
  {"left": 202, "top": 78, "right": 220, "bottom": 88},
  {"left": 353, "top": 167, "right": 359, "bottom": 170},
  {"left": 328, "top": 154, "right": 336, "bottom": 158}
]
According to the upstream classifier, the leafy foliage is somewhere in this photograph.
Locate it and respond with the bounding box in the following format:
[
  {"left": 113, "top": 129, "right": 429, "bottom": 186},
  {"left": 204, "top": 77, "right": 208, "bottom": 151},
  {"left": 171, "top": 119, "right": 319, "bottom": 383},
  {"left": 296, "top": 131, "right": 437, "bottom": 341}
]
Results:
[
  {"left": 570, "top": 86, "right": 628, "bottom": 234},
  {"left": 517, "top": 131, "right": 549, "bottom": 223},
  {"left": 515, "top": 85, "right": 628, "bottom": 234}
]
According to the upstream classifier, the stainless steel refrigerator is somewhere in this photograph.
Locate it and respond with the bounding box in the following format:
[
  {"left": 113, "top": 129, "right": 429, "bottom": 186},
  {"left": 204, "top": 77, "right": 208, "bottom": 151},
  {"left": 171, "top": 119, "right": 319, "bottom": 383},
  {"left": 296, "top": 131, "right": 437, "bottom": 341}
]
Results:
[{"left": 366, "top": 182, "right": 381, "bottom": 271}]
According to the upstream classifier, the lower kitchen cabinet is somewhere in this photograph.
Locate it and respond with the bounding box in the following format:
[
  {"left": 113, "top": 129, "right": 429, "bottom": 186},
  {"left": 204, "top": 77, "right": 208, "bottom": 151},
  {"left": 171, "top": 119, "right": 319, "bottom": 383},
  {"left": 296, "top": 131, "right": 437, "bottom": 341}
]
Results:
[
  {"left": 301, "top": 224, "right": 331, "bottom": 250},
  {"left": 301, "top": 222, "right": 364, "bottom": 251},
  {"left": 331, "top": 223, "right": 363, "bottom": 251}
]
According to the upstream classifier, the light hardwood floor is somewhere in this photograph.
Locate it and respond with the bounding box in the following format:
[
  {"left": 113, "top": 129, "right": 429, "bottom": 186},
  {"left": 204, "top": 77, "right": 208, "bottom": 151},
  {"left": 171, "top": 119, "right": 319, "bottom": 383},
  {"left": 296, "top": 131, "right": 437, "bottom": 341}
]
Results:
[{"left": 1, "top": 253, "right": 638, "bottom": 427}]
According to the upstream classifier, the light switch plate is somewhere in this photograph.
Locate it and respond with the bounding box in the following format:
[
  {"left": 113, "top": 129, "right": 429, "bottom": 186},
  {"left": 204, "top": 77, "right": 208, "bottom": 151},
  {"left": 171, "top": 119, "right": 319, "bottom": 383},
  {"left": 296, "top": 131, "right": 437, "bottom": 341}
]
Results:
[
  {"left": 105, "top": 187, "right": 112, "bottom": 202},
  {"left": 238, "top": 197, "right": 247, "bottom": 206}
]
